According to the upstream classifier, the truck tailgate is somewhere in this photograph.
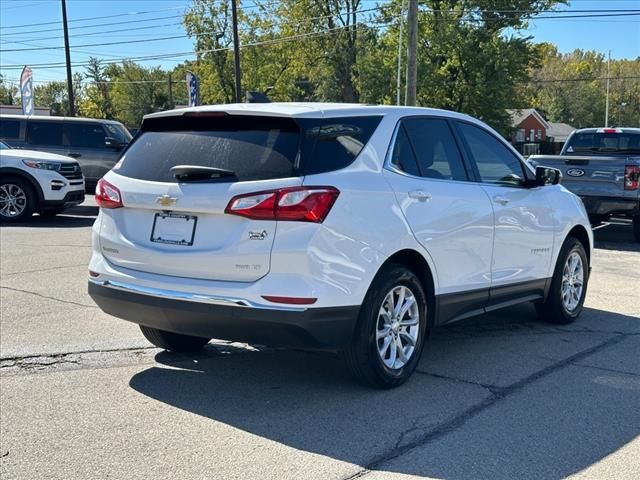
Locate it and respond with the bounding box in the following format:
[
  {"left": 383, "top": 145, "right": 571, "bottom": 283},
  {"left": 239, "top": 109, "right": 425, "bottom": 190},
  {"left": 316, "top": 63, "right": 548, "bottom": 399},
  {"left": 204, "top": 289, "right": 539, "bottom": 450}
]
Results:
[{"left": 529, "top": 154, "right": 640, "bottom": 200}]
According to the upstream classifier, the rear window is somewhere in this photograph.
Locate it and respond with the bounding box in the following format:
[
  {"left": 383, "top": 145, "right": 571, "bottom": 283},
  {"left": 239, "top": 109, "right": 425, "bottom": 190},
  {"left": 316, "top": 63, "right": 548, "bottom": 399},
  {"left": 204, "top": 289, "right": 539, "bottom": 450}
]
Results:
[
  {"left": 0, "top": 119, "right": 20, "bottom": 139},
  {"left": 565, "top": 132, "right": 640, "bottom": 155},
  {"left": 115, "top": 114, "right": 382, "bottom": 183}
]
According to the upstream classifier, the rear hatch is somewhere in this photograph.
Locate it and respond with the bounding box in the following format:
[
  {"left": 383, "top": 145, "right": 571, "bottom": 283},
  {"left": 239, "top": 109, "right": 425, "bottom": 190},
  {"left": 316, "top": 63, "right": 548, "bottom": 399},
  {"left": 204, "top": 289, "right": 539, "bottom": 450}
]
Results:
[{"left": 97, "top": 111, "right": 382, "bottom": 282}]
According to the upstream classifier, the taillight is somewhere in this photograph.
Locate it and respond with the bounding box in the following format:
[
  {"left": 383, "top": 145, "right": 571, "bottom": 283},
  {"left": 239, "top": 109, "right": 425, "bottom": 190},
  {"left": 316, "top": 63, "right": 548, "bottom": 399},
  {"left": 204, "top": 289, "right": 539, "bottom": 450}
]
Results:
[
  {"left": 624, "top": 165, "right": 640, "bottom": 191},
  {"left": 95, "top": 178, "right": 123, "bottom": 209},
  {"left": 225, "top": 186, "right": 339, "bottom": 223}
]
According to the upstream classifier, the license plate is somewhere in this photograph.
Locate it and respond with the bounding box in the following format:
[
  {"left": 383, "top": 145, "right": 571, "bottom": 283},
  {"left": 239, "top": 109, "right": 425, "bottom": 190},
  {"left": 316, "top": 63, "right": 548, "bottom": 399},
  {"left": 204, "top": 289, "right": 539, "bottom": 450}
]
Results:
[{"left": 150, "top": 213, "right": 197, "bottom": 246}]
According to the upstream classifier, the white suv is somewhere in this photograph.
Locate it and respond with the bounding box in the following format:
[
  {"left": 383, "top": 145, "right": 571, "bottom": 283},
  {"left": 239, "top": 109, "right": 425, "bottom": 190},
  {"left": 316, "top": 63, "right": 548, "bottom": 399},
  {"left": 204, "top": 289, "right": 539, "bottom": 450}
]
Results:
[
  {"left": 0, "top": 141, "right": 85, "bottom": 221},
  {"left": 88, "top": 104, "right": 593, "bottom": 388}
]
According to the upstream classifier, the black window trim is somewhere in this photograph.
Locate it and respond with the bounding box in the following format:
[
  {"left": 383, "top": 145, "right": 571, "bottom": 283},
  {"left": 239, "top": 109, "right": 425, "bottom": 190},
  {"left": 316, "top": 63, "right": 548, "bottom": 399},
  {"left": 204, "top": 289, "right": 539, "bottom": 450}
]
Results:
[
  {"left": 384, "top": 115, "right": 475, "bottom": 184},
  {"left": 452, "top": 119, "right": 534, "bottom": 189}
]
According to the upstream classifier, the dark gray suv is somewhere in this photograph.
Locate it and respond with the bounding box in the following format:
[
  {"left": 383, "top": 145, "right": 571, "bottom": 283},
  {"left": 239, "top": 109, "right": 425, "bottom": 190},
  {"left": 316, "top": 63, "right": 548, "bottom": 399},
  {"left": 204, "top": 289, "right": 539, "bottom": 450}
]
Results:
[{"left": 0, "top": 115, "right": 132, "bottom": 188}]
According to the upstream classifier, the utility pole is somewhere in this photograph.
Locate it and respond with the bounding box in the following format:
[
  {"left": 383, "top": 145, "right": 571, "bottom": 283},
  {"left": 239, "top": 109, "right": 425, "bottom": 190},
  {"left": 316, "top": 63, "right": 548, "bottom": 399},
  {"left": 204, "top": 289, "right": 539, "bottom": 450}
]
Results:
[
  {"left": 230, "top": 0, "right": 242, "bottom": 103},
  {"left": 605, "top": 50, "right": 611, "bottom": 127},
  {"left": 405, "top": 0, "right": 418, "bottom": 106},
  {"left": 396, "top": 0, "right": 407, "bottom": 105},
  {"left": 168, "top": 73, "right": 174, "bottom": 109},
  {"left": 61, "top": 0, "right": 75, "bottom": 116}
]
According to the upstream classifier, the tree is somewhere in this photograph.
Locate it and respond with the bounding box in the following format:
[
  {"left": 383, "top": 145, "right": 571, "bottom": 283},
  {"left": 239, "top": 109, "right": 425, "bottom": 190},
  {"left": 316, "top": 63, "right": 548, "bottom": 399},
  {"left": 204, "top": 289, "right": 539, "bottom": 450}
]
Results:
[
  {"left": 103, "top": 61, "right": 171, "bottom": 127},
  {"left": 524, "top": 46, "right": 640, "bottom": 128},
  {"left": 0, "top": 75, "right": 19, "bottom": 105},
  {"left": 79, "top": 57, "right": 113, "bottom": 119}
]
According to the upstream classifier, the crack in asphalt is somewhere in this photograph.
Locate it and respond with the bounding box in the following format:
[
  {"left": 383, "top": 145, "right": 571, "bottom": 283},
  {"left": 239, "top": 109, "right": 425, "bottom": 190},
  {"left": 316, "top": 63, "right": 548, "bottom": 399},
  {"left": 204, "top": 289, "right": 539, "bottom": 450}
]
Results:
[
  {"left": 1, "top": 263, "right": 89, "bottom": 277},
  {"left": 342, "top": 333, "right": 628, "bottom": 480},
  {"left": 568, "top": 362, "right": 640, "bottom": 378},
  {"left": 0, "top": 286, "right": 98, "bottom": 309}
]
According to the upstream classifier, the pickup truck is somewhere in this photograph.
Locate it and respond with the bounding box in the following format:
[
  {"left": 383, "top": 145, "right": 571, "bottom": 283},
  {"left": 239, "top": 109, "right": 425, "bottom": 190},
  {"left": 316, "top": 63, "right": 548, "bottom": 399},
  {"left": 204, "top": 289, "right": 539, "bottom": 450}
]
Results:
[{"left": 529, "top": 127, "right": 640, "bottom": 242}]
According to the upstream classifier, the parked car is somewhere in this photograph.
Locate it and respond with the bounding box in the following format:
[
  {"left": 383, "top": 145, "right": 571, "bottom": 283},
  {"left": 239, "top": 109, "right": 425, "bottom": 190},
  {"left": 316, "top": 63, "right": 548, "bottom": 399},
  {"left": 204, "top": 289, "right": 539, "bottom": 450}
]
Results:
[
  {"left": 529, "top": 127, "right": 640, "bottom": 241},
  {"left": 0, "top": 140, "right": 85, "bottom": 221},
  {"left": 0, "top": 115, "right": 131, "bottom": 189},
  {"left": 88, "top": 104, "right": 593, "bottom": 388}
]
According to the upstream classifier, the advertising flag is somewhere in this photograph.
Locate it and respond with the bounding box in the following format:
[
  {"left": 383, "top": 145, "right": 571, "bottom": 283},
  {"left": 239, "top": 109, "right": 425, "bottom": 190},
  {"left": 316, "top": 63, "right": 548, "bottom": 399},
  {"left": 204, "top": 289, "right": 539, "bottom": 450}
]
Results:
[
  {"left": 20, "top": 66, "right": 34, "bottom": 116},
  {"left": 186, "top": 71, "right": 200, "bottom": 107}
]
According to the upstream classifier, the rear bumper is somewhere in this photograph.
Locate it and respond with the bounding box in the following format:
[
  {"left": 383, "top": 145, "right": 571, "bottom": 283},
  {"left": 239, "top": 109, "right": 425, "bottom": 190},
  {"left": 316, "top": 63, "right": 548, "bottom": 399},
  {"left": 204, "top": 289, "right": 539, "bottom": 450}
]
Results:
[
  {"left": 580, "top": 196, "right": 639, "bottom": 217},
  {"left": 88, "top": 280, "right": 360, "bottom": 350}
]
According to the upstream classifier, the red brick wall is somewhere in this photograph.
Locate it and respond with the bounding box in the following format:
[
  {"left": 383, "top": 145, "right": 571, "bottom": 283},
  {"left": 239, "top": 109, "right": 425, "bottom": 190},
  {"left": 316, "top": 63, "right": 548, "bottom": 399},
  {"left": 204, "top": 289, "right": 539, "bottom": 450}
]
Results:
[{"left": 512, "top": 114, "right": 547, "bottom": 143}]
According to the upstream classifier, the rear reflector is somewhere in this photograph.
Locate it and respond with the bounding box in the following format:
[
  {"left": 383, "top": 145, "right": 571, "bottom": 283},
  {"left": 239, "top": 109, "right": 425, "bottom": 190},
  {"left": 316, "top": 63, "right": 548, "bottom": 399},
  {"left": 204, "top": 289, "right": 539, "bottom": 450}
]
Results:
[
  {"left": 261, "top": 296, "right": 318, "bottom": 305},
  {"left": 88, "top": 270, "right": 99, "bottom": 277},
  {"left": 95, "top": 178, "right": 123, "bottom": 209},
  {"left": 225, "top": 186, "right": 339, "bottom": 223},
  {"left": 624, "top": 165, "right": 640, "bottom": 190}
]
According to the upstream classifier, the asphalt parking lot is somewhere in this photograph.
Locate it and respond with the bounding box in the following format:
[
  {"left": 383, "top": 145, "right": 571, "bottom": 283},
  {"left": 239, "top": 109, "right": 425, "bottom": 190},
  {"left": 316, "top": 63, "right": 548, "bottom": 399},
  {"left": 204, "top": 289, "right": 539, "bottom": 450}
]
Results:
[{"left": 1, "top": 197, "right": 639, "bottom": 480}]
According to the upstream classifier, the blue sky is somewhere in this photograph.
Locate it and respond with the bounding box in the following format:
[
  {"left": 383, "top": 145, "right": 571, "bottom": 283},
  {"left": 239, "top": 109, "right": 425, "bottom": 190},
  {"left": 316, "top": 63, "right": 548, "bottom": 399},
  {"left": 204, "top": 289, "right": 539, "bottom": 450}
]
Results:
[{"left": 1, "top": 0, "right": 638, "bottom": 85}]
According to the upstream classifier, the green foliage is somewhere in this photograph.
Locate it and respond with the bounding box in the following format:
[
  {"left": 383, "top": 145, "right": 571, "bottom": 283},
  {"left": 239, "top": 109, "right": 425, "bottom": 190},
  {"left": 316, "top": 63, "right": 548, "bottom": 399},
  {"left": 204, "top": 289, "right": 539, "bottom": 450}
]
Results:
[
  {"left": 0, "top": 75, "right": 19, "bottom": 105},
  {"left": 20, "top": 0, "right": 638, "bottom": 131},
  {"left": 524, "top": 45, "right": 640, "bottom": 127}
]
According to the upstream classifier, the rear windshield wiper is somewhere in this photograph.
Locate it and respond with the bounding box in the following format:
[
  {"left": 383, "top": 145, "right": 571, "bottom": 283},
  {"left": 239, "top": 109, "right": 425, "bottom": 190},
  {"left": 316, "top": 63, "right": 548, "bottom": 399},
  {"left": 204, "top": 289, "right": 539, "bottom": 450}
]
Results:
[{"left": 170, "top": 165, "right": 236, "bottom": 182}]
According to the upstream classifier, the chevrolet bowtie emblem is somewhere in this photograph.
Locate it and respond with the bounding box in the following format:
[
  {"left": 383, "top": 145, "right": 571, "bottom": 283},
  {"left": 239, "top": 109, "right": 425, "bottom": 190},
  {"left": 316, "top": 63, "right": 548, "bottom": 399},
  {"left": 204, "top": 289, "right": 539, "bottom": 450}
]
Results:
[{"left": 156, "top": 195, "right": 177, "bottom": 207}]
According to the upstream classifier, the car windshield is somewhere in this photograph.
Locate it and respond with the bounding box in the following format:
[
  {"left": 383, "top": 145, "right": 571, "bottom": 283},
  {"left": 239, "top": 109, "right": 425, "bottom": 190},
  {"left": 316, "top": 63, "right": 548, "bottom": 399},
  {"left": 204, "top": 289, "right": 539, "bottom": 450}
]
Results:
[
  {"left": 565, "top": 132, "right": 640, "bottom": 155},
  {"left": 0, "top": 141, "right": 10, "bottom": 150}
]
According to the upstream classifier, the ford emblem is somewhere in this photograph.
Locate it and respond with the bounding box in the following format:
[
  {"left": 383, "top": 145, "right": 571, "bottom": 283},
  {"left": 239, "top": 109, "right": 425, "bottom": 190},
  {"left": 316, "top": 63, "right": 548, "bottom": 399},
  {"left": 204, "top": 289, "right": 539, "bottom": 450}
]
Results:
[{"left": 566, "top": 168, "right": 585, "bottom": 177}]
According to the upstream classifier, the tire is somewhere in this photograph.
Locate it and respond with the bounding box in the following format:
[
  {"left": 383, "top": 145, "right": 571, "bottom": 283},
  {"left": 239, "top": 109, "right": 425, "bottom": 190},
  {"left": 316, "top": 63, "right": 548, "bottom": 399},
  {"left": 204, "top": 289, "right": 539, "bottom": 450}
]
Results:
[
  {"left": 535, "top": 237, "right": 589, "bottom": 325},
  {"left": 633, "top": 215, "right": 640, "bottom": 243},
  {"left": 0, "top": 177, "right": 36, "bottom": 223},
  {"left": 139, "top": 325, "right": 210, "bottom": 353},
  {"left": 344, "top": 264, "right": 428, "bottom": 389}
]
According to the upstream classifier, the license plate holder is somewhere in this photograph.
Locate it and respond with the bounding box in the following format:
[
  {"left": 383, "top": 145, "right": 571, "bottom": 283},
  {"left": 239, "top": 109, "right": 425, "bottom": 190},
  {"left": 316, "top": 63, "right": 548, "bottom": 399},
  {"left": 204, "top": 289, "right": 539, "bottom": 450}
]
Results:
[{"left": 150, "top": 213, "right": 197, "bottom": 246}]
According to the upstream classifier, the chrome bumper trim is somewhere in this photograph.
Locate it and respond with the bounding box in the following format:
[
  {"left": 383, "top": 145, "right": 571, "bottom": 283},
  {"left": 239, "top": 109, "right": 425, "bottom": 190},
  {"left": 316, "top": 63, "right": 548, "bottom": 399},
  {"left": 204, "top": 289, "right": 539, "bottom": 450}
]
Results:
[{"left": 88, "top": 278, "right": 308, "bottom": 312}]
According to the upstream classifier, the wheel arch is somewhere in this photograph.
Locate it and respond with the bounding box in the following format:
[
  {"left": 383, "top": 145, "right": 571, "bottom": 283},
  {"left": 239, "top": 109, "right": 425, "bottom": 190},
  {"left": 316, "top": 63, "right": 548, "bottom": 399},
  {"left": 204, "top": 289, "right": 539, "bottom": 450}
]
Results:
[
  {"left": 0, "top": 167, "right": 44, "bottom": 202},
  {"left": 567, "top": 224, "right": 591, "bottom": 264},
  {"left": 378, "top": 249, "right": 436, "bottom": 330}
]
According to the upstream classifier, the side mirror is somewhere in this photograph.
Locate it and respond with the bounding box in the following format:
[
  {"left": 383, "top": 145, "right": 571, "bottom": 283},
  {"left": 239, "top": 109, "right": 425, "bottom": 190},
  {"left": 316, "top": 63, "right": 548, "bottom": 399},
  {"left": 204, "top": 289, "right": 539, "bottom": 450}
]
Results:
[
  {"left": 105, "top": 137, "right": 124, "bottom": 150},
  {"left": 535, "top": 166, "right": 562, "bottom": 186}
]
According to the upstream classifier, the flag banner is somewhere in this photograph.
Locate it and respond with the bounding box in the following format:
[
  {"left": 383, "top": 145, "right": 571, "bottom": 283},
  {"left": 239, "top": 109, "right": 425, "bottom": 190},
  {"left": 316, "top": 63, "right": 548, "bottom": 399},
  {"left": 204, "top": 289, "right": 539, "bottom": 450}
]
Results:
[
  {"left": 20, "top": 66, "right": 34, "bottom": 116},
  {"left": 186, "top": 71, "right": 200, "bottom": 107}
]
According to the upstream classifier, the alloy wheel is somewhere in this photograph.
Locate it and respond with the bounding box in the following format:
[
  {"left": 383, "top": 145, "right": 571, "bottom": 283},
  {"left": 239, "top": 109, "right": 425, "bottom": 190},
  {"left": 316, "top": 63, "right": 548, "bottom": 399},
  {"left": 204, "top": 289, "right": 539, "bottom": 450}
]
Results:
[
  {"left": 0, "top": 183, "right": 27, "bottom": 218},
  {"left": 376, "top": 285, "right": 420, "bottom": 370},
  {"left": 561, "top": 252, "right": 584, "bottom": 312}
]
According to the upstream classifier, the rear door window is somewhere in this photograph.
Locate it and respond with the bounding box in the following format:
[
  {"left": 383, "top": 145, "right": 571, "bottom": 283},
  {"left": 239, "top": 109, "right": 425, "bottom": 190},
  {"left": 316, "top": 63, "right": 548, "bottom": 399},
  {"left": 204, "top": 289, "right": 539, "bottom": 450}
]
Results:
[
  {"left": 0, "top": 119, "right": 20, "bottom": 139},
  {"left": 390, "top": 124, "right": 421, "bottom": 176},
  {"left": 403, "top": 118, "right": 468, "bottom": 181},
  {"left": 66, "top": 123, "right": 107, "bottom": 148},
  {"left": 27, "top": 122, "right": 63, "bottom": 146}
]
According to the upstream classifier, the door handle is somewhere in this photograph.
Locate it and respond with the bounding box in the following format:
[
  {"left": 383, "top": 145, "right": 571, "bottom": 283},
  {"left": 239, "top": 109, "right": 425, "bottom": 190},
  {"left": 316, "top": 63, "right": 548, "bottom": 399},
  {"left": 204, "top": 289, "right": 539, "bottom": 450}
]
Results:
[
  {"left": 493, "top": 196, "right": 510, "bottom": 205},
  {"left": 68, "top": 153, "right": 81, "bottom": 158},
  {"left": 409, "top": 190, "right": 432, "bottom": 202}
]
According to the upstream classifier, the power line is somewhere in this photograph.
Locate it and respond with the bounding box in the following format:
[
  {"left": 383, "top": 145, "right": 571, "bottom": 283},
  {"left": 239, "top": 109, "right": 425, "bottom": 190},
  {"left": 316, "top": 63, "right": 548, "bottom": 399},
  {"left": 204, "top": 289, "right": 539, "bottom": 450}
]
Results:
[
  {"left": 1, "top": 34, "right": 189, "bottom": 52},
  {"left": 0, "top": 20, "right": 395, "bottom": 71},
  {"left": 0, "top": 5, "right": 187, "bottom": 30}
]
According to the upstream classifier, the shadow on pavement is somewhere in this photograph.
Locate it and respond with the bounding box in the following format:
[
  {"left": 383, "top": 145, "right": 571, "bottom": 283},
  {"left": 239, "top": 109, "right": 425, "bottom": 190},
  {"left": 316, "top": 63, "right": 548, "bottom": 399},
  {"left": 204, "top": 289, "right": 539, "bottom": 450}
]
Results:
[
  {"left": 593, "top": 221, "right": 639, "bottom": 253},
  {"left": 129, "top": 306, "right": 640, "bottom": 479},
  {"left": 0, "top": 206, "right": 97, "bottom": 228}
]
